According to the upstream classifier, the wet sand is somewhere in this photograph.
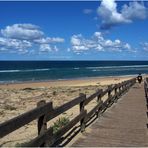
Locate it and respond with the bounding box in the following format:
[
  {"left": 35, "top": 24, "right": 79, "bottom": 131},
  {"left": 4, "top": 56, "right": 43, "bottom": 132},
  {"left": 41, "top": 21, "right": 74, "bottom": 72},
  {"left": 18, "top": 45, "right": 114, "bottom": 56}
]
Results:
[{"left": 0, "top": 75, "right": 136, "bottom": 89}]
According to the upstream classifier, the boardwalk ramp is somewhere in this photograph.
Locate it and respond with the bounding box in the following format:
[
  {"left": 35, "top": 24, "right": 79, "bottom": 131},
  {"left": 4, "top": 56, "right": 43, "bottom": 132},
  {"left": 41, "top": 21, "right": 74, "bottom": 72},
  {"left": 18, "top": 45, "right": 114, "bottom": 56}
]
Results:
[{"left": 72, "top": 83, "right": 148, "bottom": 147}]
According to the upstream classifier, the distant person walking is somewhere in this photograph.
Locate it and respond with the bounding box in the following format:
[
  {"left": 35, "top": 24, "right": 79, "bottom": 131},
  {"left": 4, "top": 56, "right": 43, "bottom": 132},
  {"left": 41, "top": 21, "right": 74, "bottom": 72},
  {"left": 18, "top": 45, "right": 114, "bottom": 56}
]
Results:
[{"left": 137, "top": 73, "right": 142, "bottom": 87}]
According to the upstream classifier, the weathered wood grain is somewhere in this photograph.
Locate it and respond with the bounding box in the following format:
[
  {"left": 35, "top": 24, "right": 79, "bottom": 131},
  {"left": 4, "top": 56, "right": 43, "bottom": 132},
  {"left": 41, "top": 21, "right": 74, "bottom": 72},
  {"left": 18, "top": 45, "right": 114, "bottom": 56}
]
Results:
[
  {"left": 46, "top": 95, "right": 85, "bottom": 122},
  {"left": 0, "top": 101, "right": 53, "bottom": 138}
]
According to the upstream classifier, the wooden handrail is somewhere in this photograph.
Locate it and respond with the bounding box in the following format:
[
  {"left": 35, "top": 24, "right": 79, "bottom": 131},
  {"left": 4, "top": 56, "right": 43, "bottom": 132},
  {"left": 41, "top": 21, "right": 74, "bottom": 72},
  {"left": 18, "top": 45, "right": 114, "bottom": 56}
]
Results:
[
  {"left": 0, "top": 101, "right": 53, "bottom": 138},
  {"left": 84, "top": 89, "right": 103, "bottom": 106},
  {"left": 27, "top": 110, "right": 87, "bottom": 147},
  {"left": 144, "top": 78, "right": 148, "bottom": 100},
  {"left": 46, "top": 94, "right": 86, "bottom": 122}
]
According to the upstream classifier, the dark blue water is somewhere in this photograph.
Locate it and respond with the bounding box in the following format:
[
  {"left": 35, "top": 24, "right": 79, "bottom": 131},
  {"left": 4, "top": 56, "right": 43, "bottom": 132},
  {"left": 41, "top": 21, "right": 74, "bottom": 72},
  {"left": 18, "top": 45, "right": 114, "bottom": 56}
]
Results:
[{"left": 0, "top": 61, "right": 148, "bottom": 83}]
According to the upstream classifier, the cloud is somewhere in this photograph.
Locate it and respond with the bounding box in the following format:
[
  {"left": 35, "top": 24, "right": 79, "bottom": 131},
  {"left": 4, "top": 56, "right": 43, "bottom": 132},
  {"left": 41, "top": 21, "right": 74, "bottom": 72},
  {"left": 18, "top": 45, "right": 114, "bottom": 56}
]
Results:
[
  {"left": 34, "top": 37, "right": 64, "bottom": 44},
  {"left": 71, "top": 32, "right": 132, "bottom": 53},
  {"left": 71, "top": 34, "right": 94, "bottom": 53},
  {"left": 1, "top": 24, "right": 44, "bottom": 40},
  {"left": 53, "top": 45, "right": 59, "bottom": 52},
  {"left": 18, "top": 49, "right": 29, "bottom": 54},
  {"left": 83, "top": 9, "right": 93, "bottom": 14},
  {"left": 0, "top": 23, "right": 64, "bottom": 54},
  {"left": 97, "top": 0, "right": 147, "bottom": 29},
  {"left": 39, "top": 44, "right": 52, "bottom": 52},
  {"left": 0, "top": 37, "right": 32, "bottom": 50},
  {"left": 121, "top": 1, "right": 147, "bottom": 20},
  {"left": 141, "top": 42, "right": 148, "bottom": 51},
  {"left": 39, "top": 44, "right": 59, "bottom": 53}
]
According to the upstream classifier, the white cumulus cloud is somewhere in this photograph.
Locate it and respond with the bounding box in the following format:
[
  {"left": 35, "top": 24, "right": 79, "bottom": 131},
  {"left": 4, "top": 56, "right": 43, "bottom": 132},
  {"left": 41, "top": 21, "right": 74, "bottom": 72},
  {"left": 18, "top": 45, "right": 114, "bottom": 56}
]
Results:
[
  {"left": 121, "top": 1, "right": 147, "bottom": 20},
  {"left": 1, "top": 24, "right": 44, "bottom": 40},
  {"left": 0, "top": 37, "right": 32, "bottom": 50},
  {"left": 39, "top": 44, "right": 52, "bottom": 52},
  {"left": 39, "top": 44, "right": 59, "bottom": 53},
  {"left": 0, "top": 23, "right": 64, "bottom": 54},
  {"left": 97, "top": 0, "right": 147, "bottom": 29},
  {"left": 141, "top": 42, "right": 148, "bottom": 51},
  {"left": 71, "top": 32, "right": 132, "bottom": 53},
  {"left": 34, "top": 37, "right": 64, "bottom": 44}
]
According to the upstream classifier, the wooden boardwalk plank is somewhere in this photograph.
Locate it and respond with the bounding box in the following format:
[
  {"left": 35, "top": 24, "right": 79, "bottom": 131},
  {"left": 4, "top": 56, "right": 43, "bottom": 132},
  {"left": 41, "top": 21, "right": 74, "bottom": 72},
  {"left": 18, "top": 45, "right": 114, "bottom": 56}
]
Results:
[{"left": 71, "top": 83, "right": 148, "bottom": 147}]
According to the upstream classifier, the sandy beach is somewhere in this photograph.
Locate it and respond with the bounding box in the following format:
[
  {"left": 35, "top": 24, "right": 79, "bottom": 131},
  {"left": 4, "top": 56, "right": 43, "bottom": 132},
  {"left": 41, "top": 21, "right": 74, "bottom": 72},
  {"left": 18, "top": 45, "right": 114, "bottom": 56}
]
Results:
[{"left": 0, "top": 75, "right": 143, "bottom": 146}]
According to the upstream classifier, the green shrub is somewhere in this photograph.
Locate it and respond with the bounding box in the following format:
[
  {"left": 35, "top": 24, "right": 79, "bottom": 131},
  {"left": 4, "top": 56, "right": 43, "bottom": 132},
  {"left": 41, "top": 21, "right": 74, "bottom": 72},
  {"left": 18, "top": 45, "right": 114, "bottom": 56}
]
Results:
[{"left": 52, "top": 116, "right": 70, "bottom": 134}]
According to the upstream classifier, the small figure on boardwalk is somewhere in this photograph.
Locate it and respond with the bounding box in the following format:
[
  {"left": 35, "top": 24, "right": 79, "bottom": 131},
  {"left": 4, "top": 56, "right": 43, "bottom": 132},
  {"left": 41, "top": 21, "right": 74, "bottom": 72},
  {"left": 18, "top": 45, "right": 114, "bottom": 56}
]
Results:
[{"left": 137, "top": 73, "right": 142, "bottom": 87}]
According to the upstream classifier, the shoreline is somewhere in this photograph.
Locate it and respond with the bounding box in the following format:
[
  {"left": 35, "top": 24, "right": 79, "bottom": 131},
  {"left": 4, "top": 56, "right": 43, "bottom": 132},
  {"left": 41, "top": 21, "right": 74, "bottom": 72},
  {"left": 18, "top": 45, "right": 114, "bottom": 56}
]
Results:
[
  {"left": 0, "top": 74, "right": 142, "bottom": 89},
  {"left": 0, "top": 74, "right": 139, "bottom": 84}
]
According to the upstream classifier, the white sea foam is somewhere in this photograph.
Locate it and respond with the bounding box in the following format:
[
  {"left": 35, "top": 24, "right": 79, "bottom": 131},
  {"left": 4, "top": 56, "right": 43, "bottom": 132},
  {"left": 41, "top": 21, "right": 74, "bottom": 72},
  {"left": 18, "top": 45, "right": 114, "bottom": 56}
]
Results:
[
  {"left": 86, "top": 65, "right": 148, "bottom": 70},
  {"left": 92, "top": 69, "right": 101, "bottom": 72},
  {"left": 24, "top": 68, "right": 50, "bottom": 72},
  {"left": 73, "top": 67, "right": 80, "bottom": 70},
  {"left": 0, "top": 70, "right": 21, "bottom": 73},
  {"left": 0, "top": 68, "right": 50, "bottom": 73}
]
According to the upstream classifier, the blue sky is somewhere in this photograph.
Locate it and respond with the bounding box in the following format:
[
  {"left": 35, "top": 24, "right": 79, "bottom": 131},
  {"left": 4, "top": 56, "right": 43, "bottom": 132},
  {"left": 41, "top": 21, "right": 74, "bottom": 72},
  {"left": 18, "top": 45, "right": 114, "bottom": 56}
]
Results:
[{"left": 0, "top": 1, "right": 148, "bottom": 60}]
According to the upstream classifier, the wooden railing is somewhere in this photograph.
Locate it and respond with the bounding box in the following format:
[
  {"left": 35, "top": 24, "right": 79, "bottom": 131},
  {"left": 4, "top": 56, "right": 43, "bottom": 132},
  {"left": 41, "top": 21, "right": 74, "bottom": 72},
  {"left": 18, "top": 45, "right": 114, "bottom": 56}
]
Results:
[
  {"left": 0, "top": 78, "right": 136, "bottom": 147},
  {"left": 144, "top": 77, "right": 148, "bottom": 101}
]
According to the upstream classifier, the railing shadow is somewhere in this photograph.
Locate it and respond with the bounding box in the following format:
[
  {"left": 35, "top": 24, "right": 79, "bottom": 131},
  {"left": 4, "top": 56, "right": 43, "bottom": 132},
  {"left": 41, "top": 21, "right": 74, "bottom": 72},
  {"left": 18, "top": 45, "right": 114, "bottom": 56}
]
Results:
[
  {"left": 52, "top": 113, "right": 99, "bottom": 147},
  {"left": 52, "top": 125, "right": 81, "bottom": 147},
  {"left": 53, "top": 98, "right": 122, "bottom": 146}
]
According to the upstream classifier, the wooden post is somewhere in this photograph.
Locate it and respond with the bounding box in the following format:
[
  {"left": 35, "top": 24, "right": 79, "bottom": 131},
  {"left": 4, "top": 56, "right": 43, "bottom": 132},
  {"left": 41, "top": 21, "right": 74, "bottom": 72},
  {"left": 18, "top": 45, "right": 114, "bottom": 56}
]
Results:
[
  {"left": 108, "top": 85, "right": 111, "bottom": 98},
  {"left": 37, "top": 100, "right": 50, "bottom": 147},
  {"left": 96, "top": 89, "right": 102, "bottom": 118},
  {"left": 124, "top": 83, "right": 126, "bottom": 92},
  {"left": 122, "top": 83, "right": 124, "bottom": 93},
  {"left": 119, "top": 84, "right": 121, "bottom": 96},
  {"left": 97, "top": 89, "right": 102, "bottom": 104},
  {"left": 144, "top": 82, "right": 147, "bottom": 99},
  {"left": 114, "top": 85, "right": 118, "bottom": 103},
  {"left": 107, "top": 86, "right": 112, "bottom": 106},
  {"left": 124, "top": 83, "right": 127, "bottom": 92},
  {"left": 79, "top": 93, "right": 86, "bottom": 132},
  {"left": 128, "top": 82, "right": 130, "bottom": 89},
  {"left": 125, "top": 83, "right": 127, "bottom": 91},
  {"left": 127, "top": 83, "right": 129, "bottom": 89},
  {"left": 146, "top": 88, "right": 148, "bottom": 104},
  {"left": 144, "top": 81, "right": 148, "bottom": 103}
]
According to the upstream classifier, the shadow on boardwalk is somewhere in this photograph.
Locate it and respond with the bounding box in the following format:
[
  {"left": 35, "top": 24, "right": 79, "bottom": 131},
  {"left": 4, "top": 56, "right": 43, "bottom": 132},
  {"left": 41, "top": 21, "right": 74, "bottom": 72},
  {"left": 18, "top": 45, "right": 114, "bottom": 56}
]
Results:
[{"left": 71, "top": 83, "right": 148, "bottom": 147}]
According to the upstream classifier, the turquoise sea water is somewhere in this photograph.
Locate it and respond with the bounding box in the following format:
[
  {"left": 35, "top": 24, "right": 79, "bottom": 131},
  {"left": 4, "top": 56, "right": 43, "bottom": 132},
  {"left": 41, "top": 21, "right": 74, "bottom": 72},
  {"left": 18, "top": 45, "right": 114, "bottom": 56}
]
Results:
[{"left": 0, "top": 61, "right": 148, "bottom": 83}]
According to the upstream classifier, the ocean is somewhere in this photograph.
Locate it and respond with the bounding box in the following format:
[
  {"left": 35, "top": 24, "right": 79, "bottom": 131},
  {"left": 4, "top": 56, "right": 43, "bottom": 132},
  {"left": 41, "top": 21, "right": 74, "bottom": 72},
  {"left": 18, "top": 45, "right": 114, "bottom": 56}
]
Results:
[{"left": 0, "top": 61, "right": 148, "bottom": 84}]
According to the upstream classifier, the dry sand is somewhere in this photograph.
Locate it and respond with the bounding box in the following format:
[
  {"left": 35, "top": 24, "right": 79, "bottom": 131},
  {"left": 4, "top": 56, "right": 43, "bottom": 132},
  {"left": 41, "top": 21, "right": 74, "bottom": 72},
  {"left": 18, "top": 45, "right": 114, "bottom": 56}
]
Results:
[{"left": 0, "top": 75, "right": 139, "bottom": 146}]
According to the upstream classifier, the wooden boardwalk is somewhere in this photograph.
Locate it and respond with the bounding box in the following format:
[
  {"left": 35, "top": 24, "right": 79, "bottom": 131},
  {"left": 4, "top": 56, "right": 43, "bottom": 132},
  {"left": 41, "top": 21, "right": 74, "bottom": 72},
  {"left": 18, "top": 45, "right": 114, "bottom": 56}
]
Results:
[{"left": 72, "top": 83, "right": 148, "bottom": 147}]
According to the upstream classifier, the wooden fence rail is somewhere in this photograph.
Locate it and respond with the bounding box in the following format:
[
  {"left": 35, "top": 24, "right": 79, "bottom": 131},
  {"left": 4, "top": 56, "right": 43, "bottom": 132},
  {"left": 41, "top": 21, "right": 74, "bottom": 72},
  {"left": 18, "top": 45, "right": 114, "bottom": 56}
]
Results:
[
  {"left": 0, "top": 78, "right": 136, "bottom": 147},
  {"left": 144, "top": 77, "right": 148, "bottom": 102}
]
